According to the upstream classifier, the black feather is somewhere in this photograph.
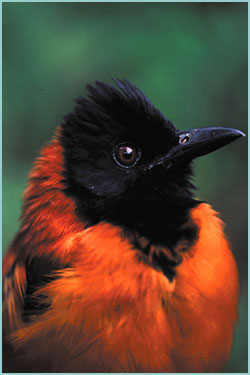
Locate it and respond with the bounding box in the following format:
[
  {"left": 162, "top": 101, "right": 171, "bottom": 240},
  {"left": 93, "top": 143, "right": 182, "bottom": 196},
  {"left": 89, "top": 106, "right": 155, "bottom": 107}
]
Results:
[{"left": 60, "top": 79, "right": 200, "bottom": 280}]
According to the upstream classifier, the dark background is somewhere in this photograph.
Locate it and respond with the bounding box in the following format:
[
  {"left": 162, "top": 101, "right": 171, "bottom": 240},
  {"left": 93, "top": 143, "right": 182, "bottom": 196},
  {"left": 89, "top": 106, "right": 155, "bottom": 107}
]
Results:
[{"left": 3, "top": 3, "right": 248, "bottom": 372}]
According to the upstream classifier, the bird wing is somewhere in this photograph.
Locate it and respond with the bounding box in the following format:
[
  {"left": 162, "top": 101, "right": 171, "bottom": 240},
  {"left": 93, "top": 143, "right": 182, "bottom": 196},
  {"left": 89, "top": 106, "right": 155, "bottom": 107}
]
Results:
[
  {"left": 2, "top": 236, "right": 71, "bottom": 372},
  {"left": 3, "top": 248, "right": 27, "bottom": 334}
]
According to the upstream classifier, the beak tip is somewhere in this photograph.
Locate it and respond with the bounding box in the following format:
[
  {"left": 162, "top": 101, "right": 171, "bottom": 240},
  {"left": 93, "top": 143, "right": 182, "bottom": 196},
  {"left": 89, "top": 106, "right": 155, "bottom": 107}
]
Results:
[
  {"left": 224, "top": 128, "right": 246, "bottom": 139},
  {"left": 240, "top": 130, "right": 246, "bottom": 137}
]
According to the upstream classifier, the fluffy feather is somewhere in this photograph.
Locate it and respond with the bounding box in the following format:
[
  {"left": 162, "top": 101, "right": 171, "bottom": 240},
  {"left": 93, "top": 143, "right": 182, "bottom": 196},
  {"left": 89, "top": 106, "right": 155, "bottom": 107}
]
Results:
[{"left": 3, "top": 80, "right": 239, "bottom": 372}]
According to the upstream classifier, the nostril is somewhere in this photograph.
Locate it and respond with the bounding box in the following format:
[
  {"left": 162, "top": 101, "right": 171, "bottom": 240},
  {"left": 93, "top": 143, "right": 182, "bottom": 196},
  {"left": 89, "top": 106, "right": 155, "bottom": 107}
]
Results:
[{"left": 179, "top": 134, "right": 190, "bottom": 144}]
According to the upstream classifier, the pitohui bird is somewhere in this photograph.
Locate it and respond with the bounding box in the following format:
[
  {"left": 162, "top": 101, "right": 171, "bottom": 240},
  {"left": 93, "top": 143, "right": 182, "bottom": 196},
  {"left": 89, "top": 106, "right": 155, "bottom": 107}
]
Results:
[{"left": 3, "top": 79, "right": 244, "bottom": 372}]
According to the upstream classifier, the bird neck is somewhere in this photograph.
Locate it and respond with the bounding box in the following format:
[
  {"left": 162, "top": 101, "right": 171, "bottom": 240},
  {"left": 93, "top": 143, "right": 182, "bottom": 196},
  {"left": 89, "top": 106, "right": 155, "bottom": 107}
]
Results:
[
  {"left": 17, "top": 132, "right": 85, "bottom": 261},
  {"left": 19, "top": 132, "right": 199, "bottom": 282},
  {"left": 63, "top": 172, "right": 200, "bottom": 282}
]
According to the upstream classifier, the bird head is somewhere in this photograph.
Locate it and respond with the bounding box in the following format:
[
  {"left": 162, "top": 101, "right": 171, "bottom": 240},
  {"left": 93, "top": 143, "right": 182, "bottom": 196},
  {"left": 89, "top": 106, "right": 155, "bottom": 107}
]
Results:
[{"left": 61, "top": 79, "right": 244, "bottom": 247}]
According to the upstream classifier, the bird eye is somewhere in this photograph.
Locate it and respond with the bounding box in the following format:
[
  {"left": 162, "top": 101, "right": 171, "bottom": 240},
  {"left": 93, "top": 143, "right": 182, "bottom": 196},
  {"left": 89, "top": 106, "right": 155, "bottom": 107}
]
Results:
[{"left": 114, "top": 144, "right": 140, "bottom": 167}]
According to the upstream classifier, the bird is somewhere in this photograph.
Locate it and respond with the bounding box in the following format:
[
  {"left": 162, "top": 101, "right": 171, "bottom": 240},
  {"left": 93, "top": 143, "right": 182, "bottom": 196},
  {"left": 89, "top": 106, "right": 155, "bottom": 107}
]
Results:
[{"left": 3, "top": 79, "right": 245, "bottom": 373}]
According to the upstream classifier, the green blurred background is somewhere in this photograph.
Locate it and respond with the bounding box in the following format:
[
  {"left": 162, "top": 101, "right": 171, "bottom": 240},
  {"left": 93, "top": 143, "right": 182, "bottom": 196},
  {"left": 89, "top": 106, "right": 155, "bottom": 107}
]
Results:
[{"left": 3, "top": 2, "right": 248, "bottom": 372}]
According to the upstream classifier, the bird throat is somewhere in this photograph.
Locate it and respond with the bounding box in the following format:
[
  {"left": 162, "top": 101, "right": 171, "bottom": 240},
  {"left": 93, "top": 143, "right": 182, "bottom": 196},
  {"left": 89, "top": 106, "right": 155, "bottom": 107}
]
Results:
[
  {"left": 120, "top": 202, "right": 199, "bottom": 281},
  {"left": 70, "top": 189, "right": 200, "bottom": 281}
]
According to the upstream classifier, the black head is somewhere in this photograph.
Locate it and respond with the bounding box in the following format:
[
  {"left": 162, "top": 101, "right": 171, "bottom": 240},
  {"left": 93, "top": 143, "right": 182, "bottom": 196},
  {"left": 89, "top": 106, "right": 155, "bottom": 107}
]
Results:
[
  {"left": 60, "top": 79, "right": 244, "bottom": 247},
  {"left": 61, "top": 80, "right": 181, "bottom": 196}
]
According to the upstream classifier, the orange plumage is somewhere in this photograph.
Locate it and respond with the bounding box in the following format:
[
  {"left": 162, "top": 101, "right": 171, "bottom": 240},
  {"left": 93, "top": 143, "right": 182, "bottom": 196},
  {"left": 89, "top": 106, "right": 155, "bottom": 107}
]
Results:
[{"left": 3, "top": 80, "right": 242, "bottom": 372}]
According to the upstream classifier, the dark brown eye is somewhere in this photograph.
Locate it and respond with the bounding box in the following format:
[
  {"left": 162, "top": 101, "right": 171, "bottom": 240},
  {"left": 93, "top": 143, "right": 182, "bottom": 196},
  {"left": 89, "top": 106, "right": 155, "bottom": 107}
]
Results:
[{"left": 114, "top": 144, "right": 139, "bottom": 167}]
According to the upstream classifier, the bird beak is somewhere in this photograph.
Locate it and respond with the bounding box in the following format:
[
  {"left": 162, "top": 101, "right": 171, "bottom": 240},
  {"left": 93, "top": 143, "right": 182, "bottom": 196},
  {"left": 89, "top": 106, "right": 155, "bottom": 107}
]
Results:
[{"left": 158, "top": 127, "right": 246, "bottom": 167}]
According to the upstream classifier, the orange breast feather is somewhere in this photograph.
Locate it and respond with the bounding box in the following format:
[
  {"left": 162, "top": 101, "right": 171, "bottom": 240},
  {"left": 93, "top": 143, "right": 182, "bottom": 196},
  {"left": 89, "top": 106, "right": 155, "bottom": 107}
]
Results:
[
  {"left": 4, "top": 136, "right": 239, "bottom": 372},
  {"left": 11, "top": 207, "right": 238, "bottom": 372}
]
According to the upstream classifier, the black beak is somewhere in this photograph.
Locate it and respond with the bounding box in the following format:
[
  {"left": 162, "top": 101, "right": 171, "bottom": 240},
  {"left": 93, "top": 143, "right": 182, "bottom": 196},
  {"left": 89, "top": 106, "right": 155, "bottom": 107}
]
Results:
[{"left": 158, "top": 127, "right": 245, "bottom": 168}]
